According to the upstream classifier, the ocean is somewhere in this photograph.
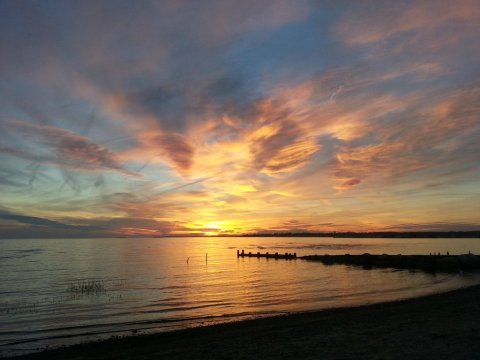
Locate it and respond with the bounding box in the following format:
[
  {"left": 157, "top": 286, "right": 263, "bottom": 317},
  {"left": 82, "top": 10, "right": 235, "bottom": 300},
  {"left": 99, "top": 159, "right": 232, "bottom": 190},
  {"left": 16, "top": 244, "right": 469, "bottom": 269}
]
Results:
[{"left": 1, "top": 237, "right": 480, "bottom": 357}]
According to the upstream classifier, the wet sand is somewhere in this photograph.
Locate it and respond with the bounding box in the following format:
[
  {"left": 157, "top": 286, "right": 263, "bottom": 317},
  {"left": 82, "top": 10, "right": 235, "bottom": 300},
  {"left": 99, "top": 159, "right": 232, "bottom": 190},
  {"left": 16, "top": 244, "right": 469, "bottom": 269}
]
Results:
[{"left": 10, "top": 284, "right": 480, "bottom": 360}]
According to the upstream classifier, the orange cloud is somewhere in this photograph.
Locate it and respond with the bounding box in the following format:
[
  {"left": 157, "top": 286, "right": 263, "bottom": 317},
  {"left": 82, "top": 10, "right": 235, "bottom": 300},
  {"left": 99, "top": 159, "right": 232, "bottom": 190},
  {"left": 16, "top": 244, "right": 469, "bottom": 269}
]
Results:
[{"left": 335, "top": 0, "right": 480, "bottom": 46}]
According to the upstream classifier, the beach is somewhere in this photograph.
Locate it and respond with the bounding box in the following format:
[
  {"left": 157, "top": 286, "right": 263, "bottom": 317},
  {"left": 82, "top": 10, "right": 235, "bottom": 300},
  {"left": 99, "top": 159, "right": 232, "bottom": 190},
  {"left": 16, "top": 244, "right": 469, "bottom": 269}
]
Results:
[{"left": 10, "top": 284, "right": 480, "bottom": 360}]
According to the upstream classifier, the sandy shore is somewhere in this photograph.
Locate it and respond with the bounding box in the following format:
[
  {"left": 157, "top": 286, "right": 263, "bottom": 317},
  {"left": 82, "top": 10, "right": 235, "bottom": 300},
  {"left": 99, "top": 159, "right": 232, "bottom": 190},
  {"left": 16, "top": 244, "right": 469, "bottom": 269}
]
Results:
[{"left": 10, "top": 284, "right": 480, "bottom": 360}]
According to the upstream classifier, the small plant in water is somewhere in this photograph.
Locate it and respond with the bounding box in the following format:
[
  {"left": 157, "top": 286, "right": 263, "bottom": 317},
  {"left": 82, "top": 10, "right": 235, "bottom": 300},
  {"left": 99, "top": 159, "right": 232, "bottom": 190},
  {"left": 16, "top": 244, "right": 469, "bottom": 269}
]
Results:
[{"left": 67, "top": 280, "right": 106, "bottom": 295}]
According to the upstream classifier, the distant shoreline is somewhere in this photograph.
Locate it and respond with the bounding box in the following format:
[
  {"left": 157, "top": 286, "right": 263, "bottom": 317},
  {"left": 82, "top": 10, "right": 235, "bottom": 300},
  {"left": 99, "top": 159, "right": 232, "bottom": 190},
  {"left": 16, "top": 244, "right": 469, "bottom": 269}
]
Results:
[
  {"left": 2, "top": 231, "right": 479, "bottom": 239},
  {"left": 10, "top": 283, "right": 480, "bottom": 360}
]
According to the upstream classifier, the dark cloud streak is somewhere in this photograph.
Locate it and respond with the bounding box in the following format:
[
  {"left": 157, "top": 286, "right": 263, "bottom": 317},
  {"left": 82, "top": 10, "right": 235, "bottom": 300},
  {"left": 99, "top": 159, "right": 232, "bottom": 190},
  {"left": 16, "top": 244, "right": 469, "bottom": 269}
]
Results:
[{"left": 4, "top": 121, "right": 140, "bottom": 178}]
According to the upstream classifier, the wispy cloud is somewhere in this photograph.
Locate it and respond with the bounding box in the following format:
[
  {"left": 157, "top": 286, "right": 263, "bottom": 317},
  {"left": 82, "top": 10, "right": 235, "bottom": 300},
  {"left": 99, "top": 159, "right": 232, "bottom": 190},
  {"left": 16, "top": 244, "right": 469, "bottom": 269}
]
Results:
[
  {"left": 0, "top": 0, "right": 479, "bottom": 236},
  {"left": 3, "top": 121, "right": 140, "bottom": 177}
]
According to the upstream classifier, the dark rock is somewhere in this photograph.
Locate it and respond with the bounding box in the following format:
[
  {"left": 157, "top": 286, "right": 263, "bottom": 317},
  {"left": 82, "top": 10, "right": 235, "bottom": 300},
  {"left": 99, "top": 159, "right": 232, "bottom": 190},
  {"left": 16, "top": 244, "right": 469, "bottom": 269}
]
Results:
[
  {"left": 435, "top": 257, "right": 459, "bottom": 272},
  {"left": 458, "top": 254, "right": 480, "bottom": 270}
]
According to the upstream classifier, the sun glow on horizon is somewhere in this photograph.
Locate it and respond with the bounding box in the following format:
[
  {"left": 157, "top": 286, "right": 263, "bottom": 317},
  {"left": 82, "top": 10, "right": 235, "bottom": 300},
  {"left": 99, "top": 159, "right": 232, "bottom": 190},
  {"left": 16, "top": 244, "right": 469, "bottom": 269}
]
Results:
[{"left": 0, "top": 1, "right": 479, "bottom": 238}]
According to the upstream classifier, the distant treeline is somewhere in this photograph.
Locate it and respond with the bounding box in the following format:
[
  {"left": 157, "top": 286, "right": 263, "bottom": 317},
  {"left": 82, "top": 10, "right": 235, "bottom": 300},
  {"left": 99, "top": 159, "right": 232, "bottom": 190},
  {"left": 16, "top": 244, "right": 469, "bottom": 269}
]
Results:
[{"left": 241, "top": 231, "right": 480, "bottom": 238}]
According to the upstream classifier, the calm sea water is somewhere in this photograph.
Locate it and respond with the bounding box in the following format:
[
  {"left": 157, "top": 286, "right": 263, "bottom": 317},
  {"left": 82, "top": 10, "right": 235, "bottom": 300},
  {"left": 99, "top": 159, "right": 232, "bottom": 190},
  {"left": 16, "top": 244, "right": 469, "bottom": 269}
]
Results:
[{"left": 1, "top": 237, "right": 480, "bottom": 357}]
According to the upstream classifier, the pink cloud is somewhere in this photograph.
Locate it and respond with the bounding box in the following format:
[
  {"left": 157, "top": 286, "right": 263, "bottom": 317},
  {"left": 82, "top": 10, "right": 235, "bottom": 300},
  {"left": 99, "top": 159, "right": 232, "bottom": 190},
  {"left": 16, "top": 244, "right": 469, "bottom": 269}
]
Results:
[
  {"left": 4, "top": 121, "right": 140, "bottom": 177},
  {"left": 335, "top": 0, "right": 480, "bottom": 46}
]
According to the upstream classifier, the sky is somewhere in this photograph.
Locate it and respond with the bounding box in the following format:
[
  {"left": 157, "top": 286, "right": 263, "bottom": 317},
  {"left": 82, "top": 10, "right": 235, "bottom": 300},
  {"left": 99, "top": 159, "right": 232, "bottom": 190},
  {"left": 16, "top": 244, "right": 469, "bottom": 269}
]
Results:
[{"left": 0, "top": 0, "right": 479, "bottom": 238}]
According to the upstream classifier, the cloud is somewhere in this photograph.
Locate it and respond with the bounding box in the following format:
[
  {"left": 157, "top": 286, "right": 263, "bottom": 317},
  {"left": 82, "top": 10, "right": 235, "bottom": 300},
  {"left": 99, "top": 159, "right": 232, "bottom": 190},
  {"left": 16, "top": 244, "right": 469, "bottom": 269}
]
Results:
[
  {"left": 335, "top": 0, "right": 480, "bottom": 47},
  {"left": 89, "top": 217, "right": 181, "bottom": 237},
  {"left": 249, "top": 119, "right": 320, "bottom": 175},
  {"left": 0, "top": 1, "right": 479, "bottom": 236},
  {"left": 0, "top": 208, "right": 106, "bottom": 238},
  {"left": 329, "top": 81, "right": 480, "bottom": 189},
  {"left": 384, "top": 222, "right": 480, "bottom": 232},
  {"left": 0, "top": 206, "right": 185, "bottom": 238},
  {"left": 0, "top": 177, "right": 25, "bottom": 188},
  {"left": 336, "top": 178, "right": 361, "bottom": 191},
  {"left": 56, "top": 135, "right": 137, "bottom": 175},
  {"left": 119, "top": 86, "right": 190, "bottom": 132},
  {"left": 0, "top": 209, "right": 83, "bottom": 229},
  {"left": 151, "top": 134, "right": 195, "bottom": 173},
  {"left": 3, "top": 121, "right": 140, "bottom": 177}
]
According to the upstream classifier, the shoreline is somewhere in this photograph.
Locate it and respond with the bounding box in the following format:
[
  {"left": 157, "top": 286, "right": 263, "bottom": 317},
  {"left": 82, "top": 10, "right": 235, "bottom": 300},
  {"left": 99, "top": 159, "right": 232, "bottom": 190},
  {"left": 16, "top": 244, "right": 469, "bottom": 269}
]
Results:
[{"left": 8, "top": 284, "right": 480, "bottom": 360}]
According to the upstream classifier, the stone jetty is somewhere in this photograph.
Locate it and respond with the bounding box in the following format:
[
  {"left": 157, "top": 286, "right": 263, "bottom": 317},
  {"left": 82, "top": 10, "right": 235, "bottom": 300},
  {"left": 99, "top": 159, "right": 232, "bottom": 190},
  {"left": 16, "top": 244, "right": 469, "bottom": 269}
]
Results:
[
  {"left": 301, "top": 253, "right": 480, "bottom": 273},
  {"left": 237, "top": 250, "right": 480, "bottom": 273}
]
